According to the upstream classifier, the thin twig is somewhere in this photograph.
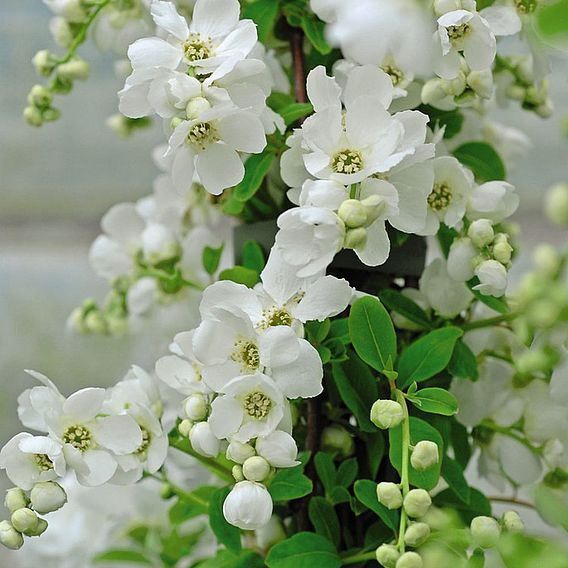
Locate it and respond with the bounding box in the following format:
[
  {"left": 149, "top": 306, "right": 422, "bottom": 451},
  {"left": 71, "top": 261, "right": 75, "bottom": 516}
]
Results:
[{"left": 487, "top": 496, "right": 536, "bottom": 510}]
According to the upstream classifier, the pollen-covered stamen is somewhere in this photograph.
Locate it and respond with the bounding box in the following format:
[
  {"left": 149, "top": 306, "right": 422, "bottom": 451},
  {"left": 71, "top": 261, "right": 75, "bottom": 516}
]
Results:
[
  {"left": 186, "top": 122, "right": 218, "bottom": 150},
  {"left": 447, "top": 23, "right": 470, "bottom": 43},
  {"left": 515, "top": 0, "right": 537, "bottom": 14},
  {"left": 135, "top": 427, "right": 151, "bottom": 456},
  {"left": 34, "top": 453, "right": 54, "bottom": 471},
  {"left": 183, "top": 33, "right": 213, "bottom": 62},
  {"left": 427, "top": 182, "right": 453, "bottom": 211},
  {"left": 231, "top": 340, "right": 260, "bottom": 373},
  {"left": 261, "top": 307, "right": 293, "bottom": 328},
  {"left": 244, "top": 391, "right": 273, "bottom": 420},
  {"left": 331, "top": 149, "right": 364, "bottom": 174},
  {"left": 381, "top": 63, "right": 404, "bottom": 87},
  {"left": 63, "top": 425, "right": 93, "bottom": 453}
]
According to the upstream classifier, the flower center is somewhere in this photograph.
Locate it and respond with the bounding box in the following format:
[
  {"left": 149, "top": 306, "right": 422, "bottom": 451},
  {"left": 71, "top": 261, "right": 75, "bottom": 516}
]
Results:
[
  {"left": 191, "top": 362, "right": 203, "bottom": 382},
  {"left": 34, "top": 453, "right": 54, "bottom": 471},
  {"left": 244, "top": 391, "right": 273, "bottom": 420},
  {"left": 447, "top": 23, "right": 470, "bottom": 43},
  {"left": 135, "top": 427, "right": 151, "bottom": 456},
  {"left": 183, "top": 33, "right": 212, "bottom": 62},
  {"left": 261, "top": 307, "right": 293, "bottom": 328},
  {"left": 331, "top": 149, "right": 364, "bottom": 174},
  {"left": 231, "top": 340, "right": 260, "bottom": 373},
  {"left": 381, "top": 63, "right": 404, "bottom": 87},
  {"left": 427, "top": 182, "right": 453, "bottom": 211},
  {"left": 186, "top": 122, "right": 218, "bottom": 150},
  {"left": 515, "top": 0, "right": 537, "bottom": 13},
  {"left": 63, "top": 425, "right": 93, "bottom": 452}
]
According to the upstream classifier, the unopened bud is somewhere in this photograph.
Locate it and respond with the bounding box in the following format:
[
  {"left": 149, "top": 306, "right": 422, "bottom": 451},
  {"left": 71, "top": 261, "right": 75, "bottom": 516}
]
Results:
[
  {"left": 502, "top": 511, "right": 524, "bottom": 533},
  {"left": 186, "top": 96, "right": 211, "bottom": 120},
  {"left": 376, "top": 543, "right": 400, "bottom": 568},
  {"left": 4, "top": 489, "right": 28, "bottom": 513},
  {"left": 361, "top": 194, "right": 386, "bottom": 225},
  {"left": 84, "top": 310, "right": 107, "bottom": 334},
  {"left": 344, "top": 227, "right": 367, "bottom": 249},
  {"left": 338, "top": 199, "right": 367, "bottom": 228},
  {"left": 232, "top": 465, "right": 245, "bottom": 482},
  {"left": 533, "top": 244, "right": 560, "bottom": 275},
  {"left": 57, "top": 58, "right": 90, "bottom": 81},
  {"left": 183, "top": 394, "right": 208, "bottom": 421},
  {"left": 25, "top": 517, "right": 47, "bottom": 537},
  {"left": 178, "top": 418, "right": 193, "bottom": 438},
  {"left": 0, "top": 520, "right": 24, "bottom": 550},
  {"left": 32, "top": 50, "right": 57, "bottom": 76},
  {"left": 403, "top": 489, "right": 431, "bottom": 518},
  {"left": 410, "top": 441, "right": 439, "bottom": 471},
  {"left": 160, "top": 482, "right": 174, "bottom": 499},
  {"left": 170, "top": 116, "right": 184, "bottom": 130},
  {"left": 468, "top": 219, "right": 494, "bottom": 248},
  {"left": 377, "top": 482, "right": 403, "bottom": 510},
  {"left": 23, "top": 106, "right": 43, "bottom": 127},
  {"left": 11, "top": 508, "right": 38, "bottom": 533},
  {"left": 242, "top": 456, "right": 271, "bottom": 482},
  {"left": 226, "top": 441, "right": 256, "bottom": 464},
  {"left": 506, "top": 84, "right": 526, "bottom": 101},
  {"left": 404, "top": 522, "right": 431, "bottom": 547},
  {"left": 545, "top": 183, "right": 568, "bottom": 226},
  {"left": 30, "top": 482, "right": 67, "bottom": 515},
  {"left": 27, "top": 85, "right": 53, "bottom": 108},
  {"left": 441, "top": 72, "right": 466, "bottom": 97},
  {"left": 470, "top": 515, "right": 500, "bottom": 549},
  {"left": 396, "top": 551, "right": 423, "bottom": 568},
  {"left": 189, "top": 422, "right": 220, "bottom": 458},
  {"left": 467, "top": 69, "right": 493, "bottom": 99},
  {"left": 492, "top": 238, "right": 513, "bottom": 265},
  {"left": 50, "top": 16, "right": 73, "bottom": 47},
  {"left": 516, "top": 58, "right": 534, "bottom": 86},
  {"left": 42, "top": 107, "right": 61, "bottom": 122},
  {"left": 421, "top": 78, "right": 448, "bottom": 105},
  {"left": 321, "top": 425, "right": 354, "bottom": 457},
  {"left": 370, "top": 399, "right": 404, "bottom": 430},
  {"left": 535, "top": 101, "right": 553, "bottom": 118}
]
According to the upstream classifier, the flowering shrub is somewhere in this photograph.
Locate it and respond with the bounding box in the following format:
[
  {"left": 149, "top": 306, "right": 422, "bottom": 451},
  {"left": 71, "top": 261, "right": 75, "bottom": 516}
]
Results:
[{"left": 4, "top": 0, "right": 568, "bottom": 566}]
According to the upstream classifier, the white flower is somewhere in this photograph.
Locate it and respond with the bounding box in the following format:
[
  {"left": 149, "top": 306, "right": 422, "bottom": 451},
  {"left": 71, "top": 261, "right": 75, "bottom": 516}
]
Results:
[
  {"left": 0, "top": 433, "right": 66, "bottom": 490},
  {"left": 223, "top": 480, "right": 273, "bottom": 530},
  {"left": 256, "top": 430, "right": 300, "bottom": 468},
  {"left": 474, "top": 259, "right": 508, "bottom": 297},
  {"left": 189, "top": 421, "right": 221, "bottom": 457},
  {"left": 467, "top": 181, "right": 519, "bottom": 222},
  {"left": 447, "top": 237, "right": 477, "bottom": 282},
  {"left": 208, "top": 374, "right": 285, "bottom": 442}
]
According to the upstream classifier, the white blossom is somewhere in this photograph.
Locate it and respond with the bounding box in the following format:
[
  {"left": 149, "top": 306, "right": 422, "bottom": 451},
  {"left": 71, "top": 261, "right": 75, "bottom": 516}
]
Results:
[{"left": 223, "top": 480, "right": 273, "bottom": 530}]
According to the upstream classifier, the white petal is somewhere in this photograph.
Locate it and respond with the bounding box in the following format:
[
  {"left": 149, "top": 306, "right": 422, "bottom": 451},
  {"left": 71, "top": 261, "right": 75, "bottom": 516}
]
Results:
[
  {"left": 89, "top": 235, "right": 132, "bottom": 280},
  {"left": 79, "top": 449, "right": 117, "bottom": 486},
  {"left": 63, "top": 388, "right": 106, "bottom": 422},
  {"left": 259, "top": 327, "right": 300, "bottom": 368},
  {"left": 151, "top": 0, "right": 189, "bottom": 41},
  {"left": 345, "top": 96, "right": 392, "bottom": 148},
  {"left": 92, "top": 415, "right": 142, "bottom": 454},
  {"left": 196, "top": 144, "right": 244, "bottom": 195},
  {"left": 191, "top": 0, "right": 240, "bottom": 39},
  {"left": 343, "top": 65, "right": 393, "bottom": 110},
  {"left": 172, "top": 146, "right": 196, "bottom": 194},
  {"left": 208, "top": 396, "right": 243, "bottom": 439},
  {"left": 294, "top": 276, "right": 352, "bottom": 322},
  {"left": 355, "top": 220, "right": 390, "bottom": 266},
  {"left": 497, "top": 436, "right": 542, "bottom": 486},
  {"left": 128, "top": 37, "right": 181, "bottom": 70},
  {"left": 155, "top": 355, "right": 200, "bottom": 395},
  {"left": 200, "top": 281, "right": 262, "bottom": 322},
  {"left": 306, "top": 66, "right": 341, "bottom": 112},
  {"left": 480, "top": 6, "right": 521, "bottom": 37},
  {"left": 218, "top": 112, "right": 266, "bottom": 153}
]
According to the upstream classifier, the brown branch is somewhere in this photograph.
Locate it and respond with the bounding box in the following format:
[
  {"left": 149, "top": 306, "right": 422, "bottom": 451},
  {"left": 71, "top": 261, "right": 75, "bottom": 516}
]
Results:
[
  {"left": 487, "top": 496, "right": 536, "bottom": 510},
  {"left": 290, "top": 29, "right": 307, "bottom": 104}
]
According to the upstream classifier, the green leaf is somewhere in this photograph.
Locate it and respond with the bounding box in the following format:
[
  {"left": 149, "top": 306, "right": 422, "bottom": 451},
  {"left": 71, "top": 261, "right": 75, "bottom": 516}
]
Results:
[
  {"left": 242, "top": 0, "right": 280, "bottom": 43},
  {"left": 269, "top": 464, "right": 313, "bottom": 502},
  {"left": 389, "top": 417, "right": 444, "bottom": 490},
  {"left": 279, "top": 102, "right": 314, "bottom": 125},
  {"left": 300, "top": 17, "right": 332, "bottom": 54},
  {"left": 449, "top": 339, "right": 479, "bottom": 380},
  {"left": 353, "top": 480, "right": 399, "bottom": 531},
  {"left": 331, "top": 355, "right": 379, "bottom": 432},
  {"left": 450, "top": 420, "right": 472, "bottom": 470},
  {"left": 434, "top": 488, "right": 491, "bottom": 524},
  {"left": 363, "top": 431, "right": 385, "bottom": 478},
  {"left": 328, "top": 318, "right": 350, "bottom": 342},
  {"left": 266, "top": 532, "right": 342, "bottom": 568},
  {"left": 452, "top": 142, "right": 506, "bottom": 183},
  {"left": 305, "top": 318, "right": 331, "bottom": 343},
  {"left": 330, "top": 486, "right": 351, "bottom": 505},
  {"left": 93, "top": 550, "right": 152, "bottom": 565},
  {"left": 534, "top": 483, "right": 568, "bottom": 531},
  {"left": 425, "top": 106, "right": 464, "bottom": 139},
  {"left": 397, "top": 327, "right": 463, "bottom": 389},
  {"left": 234, "top": 151, "right": 275, "bottom": 202},
  {"left": 196, "top": 549, "right": 265, "bottom": 568},
  {"left": 409, "top": 387, "right": 459, "bottom": 416},
  {"left": 241, "top": 240, "right": 266, "bottom": 273},
  {"left": 309, "top": 497, "right": 341, "bottom": 547},
  {"left": 349, "top": 296, "right": 397, "bottom": 373},
  {"left": 314, "top": 452, "right": 336, "bottom": 495},
  {"left": 379, "top": 289, "right": 432, "bottom": 329},
  {"left": 468, "top": 279, "right": 509, "bottom": 314},
  {"left": 536, "top": 0, "right": 568, "bottom": 40},
  {"left": 336, "top": 458, "right": 358, "bottom": 488},
  {"left": 442, "top": 456, "right": 471, "bottom": 504},
  {"left": 209, "top": 487, "right": 242, "bottom": 554},
  {"left": 168, "top": 486, "right": 215, "bottom": 524},
  {"left": 438, "top": 224, "right": 459, "bottom": 258},
  {"left": 202, "top": 244, "right": 224, "bottom": 275},
  {"left": 219, "top": 266, "right": 260, "bottom": 288}
]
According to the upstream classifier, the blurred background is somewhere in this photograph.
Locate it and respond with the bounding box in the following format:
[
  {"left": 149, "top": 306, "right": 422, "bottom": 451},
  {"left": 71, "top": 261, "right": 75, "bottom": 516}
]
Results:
[{"left": 1, "top": 0, "right": 568, "bottom": 563}]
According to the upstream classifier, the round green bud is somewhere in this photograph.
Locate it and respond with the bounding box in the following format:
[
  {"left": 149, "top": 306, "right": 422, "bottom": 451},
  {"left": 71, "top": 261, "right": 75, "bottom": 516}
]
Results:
[
  {"left": 30, "top": 482, "right": 67, "bottom": 514},
  {"left": 178, "top": 418, "right": 193, "bottom": 438},
  {"left": 170, "top": 116, "right": 184, "bottom": 130},
  {"left": 106, "top": 114, "right": 131, "bottom": 138},
  {"left": 0, "top": 520, "right": 24, "bottom": 550},
  {"left": 396, "top": 551, "right": 423, "bottom": 568},
  {"left": 502, "top": 511, "right": 524, "bottom": 533},
  {"left": 27, "top": 85, "right": 53, "bottom": 108},
  {"left": 338, "top": 199, "right": 367, "bottom": 228},
  {"left": 226, "top": 441, "right": 256, "bottom": 464},
  {"left": 545, "top": 183, "right": 568, "bottom": 226},
  {"left": 410, "top": 441, "right": 439, "bottom": 471},
  {"left": 370, "top": 399, "right": 404, "bottom": 430},
  {"left": 467, "top": 69, "right": 493, "bottom": 99},
  {"left": 506, "top": 84, "right": 526, "bottom": 101},
  {"left": 11, "top": 508, "right": 38, "bottom": 533},
  {"left": 57, "top": 58, "right": 90, "bottom": 81},
  {"left": 404, "top": 522, "right": 431, "bottom": 547},
  {"left": 23, "top": 106, "right": 43, "bottom": 127},
  {"left": 183, "top": 394, "right": 208, "bottom": 421},
  {"left": 344, "top": 227, "right": 367, "bottom": 250},
  {"left": 321, "top": 425, "right": 355, "bottom": 457},
  {"left": 533, "top": 244, "right": 560, "bottom": 275},
  {"left": 42, "top": 107, "right": 61, "bottom": 122},
  {"left": 232, "top": 465, "right": 245, "bottom": 482},
  {"left": 468, "top": 219, "right": 494, "bottom": 248},
  {"left": 24, "top": 517, "right": 48, "bottom": 537},
  {"left": 4, "top": 488, "right": 28, "bottom": 514},
  {"left": 32, "top": 49, "right": 56, "bottom": 76},
  {"left": 441, "top": 72, "right": 466, "bottom": 97},
  {"left": 470, "top": 516, "right": 501, "bottom": 549},
  {"left": 160, "top": 482, "right": 174, "bottom": 500},
  {"left": 242, "top": 456, "right": 270, "bottom": 482},
  {"left": 403, "top": 489, "right": 432, "bottom": 518},
  {"left": 84, "top": 310, "right": 107, "bottom": 334},
  {"left": 361, "top": 194, "right": 386, "bottom": 225},
  {"left": 421, "top": 78, "right": 447, "bottom": 105},
  {"left": 377, "top": 482, "right": 403, "bottom": 510},
  {"left": 492, "top": 239, "right": 513, "bottom": 265},
  {"left": 535, "top": 101, "right": 553, "bottom": 119},
  {"left": 186, "top": 96, "right": 211, "bottom": 120},
  {"left": 376, "top": 543, "right": 400, "bottom": 568}
]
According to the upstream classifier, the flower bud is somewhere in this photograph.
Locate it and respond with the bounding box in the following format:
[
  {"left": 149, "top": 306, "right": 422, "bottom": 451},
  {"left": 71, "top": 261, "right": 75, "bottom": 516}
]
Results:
[
  {"left": 467, "top": 69, "right": 493, "bottom": 99},
  {"left": 396, "top": 551, "right": 423, "bottom": 568},
  {"left": 30, "top": 482, "right": 67, "bottom": 515},
  {"left": 242, "top": 456, "right": 271, "bottom": 482},
  {"left": 32, "top": 50, "right": 57, "bottom": 76},
  {"left": 256, "top": 431, "right": 299, "bottom": 468},
  {"left": 506, "top": 84, "right": 526, "bottom": 101},
  {"left": 4, "top": 489, "right": 28, "bottom": 514},
  {"left": 170, "top": 116, "right": 184, "bottom": 130},
  {"left": 470, "top": 516, "right": 500, "bottom": 549},
  {"left": 467, "top": 219, "right": 494, "bottom": 248},
  {"left": 23, "top": 106, "right": 43, "bottom": 127},
  {"left": 57, "top": 58, "right": 90, "bottom": 81},
  {"left": 545, "top": 183, "right": 568, "bottom": 226},
  {"left": 344, "top": 227, "right": 367, "bottom": 249},
  {"left": 27, "top": 85, "right": 53, "bottom": 108},
  {"left": 404, "top": 522, "right": 431, "bottom": 547},
  {"left": 232, "top": 465, "right": 245, "bottom": 482},
  {"left": 84, "top": 310, "right": 107, "bottom": 334},
  {"left": 42, "top": 107, "right": 61, "bottom": 122},
  {"left": 321, "top": 425, "right": 354, "bottom": 457},
  {"left": 226, "top": 441, "right": 256, "bottom": 464},
  {"left": 376, "top": 482, "right": 403, "bottom": 510},
  {"left": 376, "top": 543, "right": 400, "bottom": 568},
  {"left": 502, "top": 511, "right": 524, "bottom": 533},
  {"left": 492, "top": 235, "right": 513, "bottom": 265},
  {"left": 184, "top": 394, "right": 208, "bottom": 421},
  {"left": 447, "top": 238, "right": 476, "bottom": 282},
  {"left": 533, "top": 244, "right": 560, "bottom": 275},
  {"left": 49, "top": 16, "right": 73, "bottom": 48},
  {"left": 186, "top": 96, "right": 211, "bottom": 120},
  {"left": 474, "top": 259, "right": 508, "bottom": 297},
  {"left": 178, "top": 418, "right": 193, "bottom": 438},
  {"left": 160, "top": 482, "right": 174, "bottom": 499},
  {"left": 189, "top": 422, "right": 220, "bottom": 458},
  {"left": 25, "top": 517, "right": 48, "bottom": 537},
  {"left": 361, "top": 194, "right": 386, "bottom": 225},
  {"left": 403, "top": 489, "right": 431, "bottom": 518},
  {"left": 11, "top": 508, "right": 38, "bottom": 533},
  {"left": 223, "top": 481, "right": 273, "bottom": 530},
  {"left": 421, "top": 79, "right": 447, "bottom": 105},
  {"left": 370, "top": 399, "right": 404, "bottom": 430},
  {"left": 441, "top": 72, "right": 466, "bottom": 97},
  {"left": 0, "top": 520, "right": 24, "bottom": 550},
  {"left": 535, "top": 101, "right": 553, "bottom": 118},
  {"left": 410, "top": 441, "right": 439, "bottom": 471},
  {"left": 338, "top": 199, "right": 367, "bottom": 228},
  {"left": 516, "top": 58, "right": 534, "bottom": 86}
]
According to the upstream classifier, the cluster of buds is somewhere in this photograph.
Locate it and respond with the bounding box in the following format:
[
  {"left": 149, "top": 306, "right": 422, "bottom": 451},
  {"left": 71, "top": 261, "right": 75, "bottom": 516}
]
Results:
[
  {"left": 106, "top": 115, "right": 152, "bottom": 138},
  {"left": 470, "top": 510, "right": 523, "bottom": 549},
  {"left": 338, "top": 196, "right": 387, "bottom": 252},
  {"left": 177, "top": 394, "right": 217, "bottom": 458},
  {"left": 68, "top": 289, "right": 128, "bottom": 336},
  {"left": 0, "top": 483, "right": 67, "bottom": 550}
]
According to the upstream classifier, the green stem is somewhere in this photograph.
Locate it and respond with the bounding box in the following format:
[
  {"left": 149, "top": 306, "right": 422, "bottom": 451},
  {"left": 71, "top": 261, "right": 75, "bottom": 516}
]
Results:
[
  {"left": 395, "top": 389, "right": 411, "bottom": 554},
  {"left": 137, "top": 267, "right": 205, "bottom": 291},
  {"left": 145, "top": 471, "right": 210, "bottom": 508},
  {"left": 349, "top": 183, "right": 358, "bottom": 199},
  {"left": 461, "top": 311, "right": 519, "bottom": 332},
  {"left": 480, "top": 421, "right": 543, "bottom": 456},
  {"left": 171, "top": 438, "right": 234, "bottom": 483},
  {"left": 341, "top": 551, "right": 377, "bottom": 565}
]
